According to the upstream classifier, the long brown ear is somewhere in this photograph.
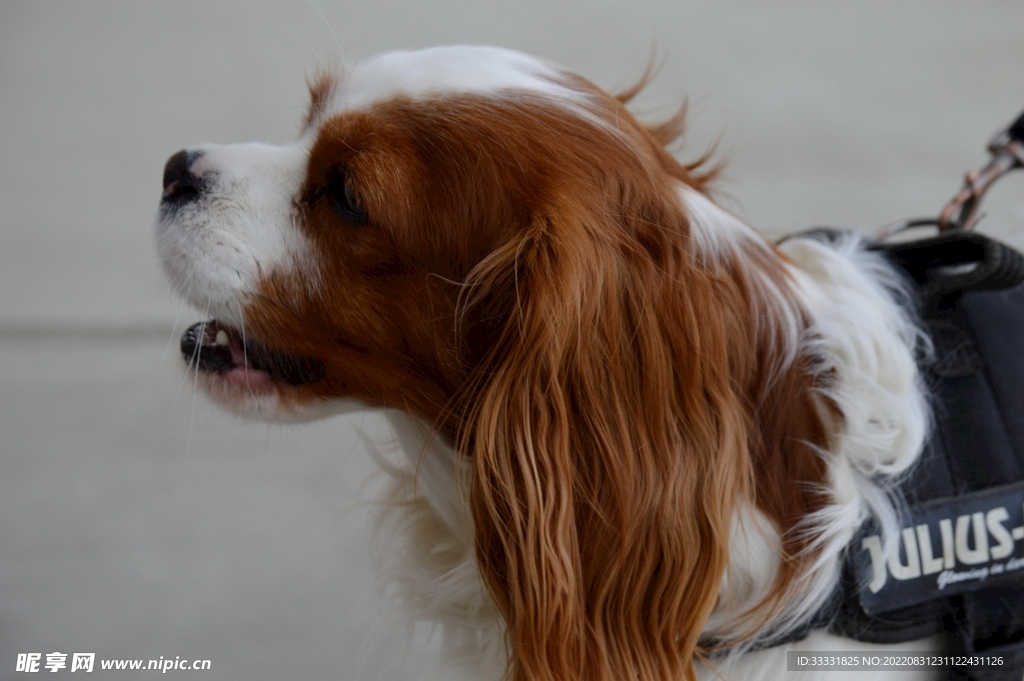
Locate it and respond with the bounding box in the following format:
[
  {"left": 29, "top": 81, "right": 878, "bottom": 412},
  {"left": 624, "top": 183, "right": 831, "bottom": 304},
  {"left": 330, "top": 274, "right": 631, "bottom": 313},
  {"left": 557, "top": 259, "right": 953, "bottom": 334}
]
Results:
[{"left": 455, "top": 188, "right": 755, "bottom": 681}]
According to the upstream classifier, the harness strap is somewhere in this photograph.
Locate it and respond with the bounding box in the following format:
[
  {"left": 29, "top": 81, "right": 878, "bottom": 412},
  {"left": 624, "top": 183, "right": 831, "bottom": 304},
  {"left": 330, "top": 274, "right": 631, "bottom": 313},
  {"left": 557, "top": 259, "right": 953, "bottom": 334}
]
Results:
[
  {"left": 880, "top": 232, "right": 1024, "bottom": 305},
  {"left": 842, "top": 232, "right": 1024, "bottom": 681}
]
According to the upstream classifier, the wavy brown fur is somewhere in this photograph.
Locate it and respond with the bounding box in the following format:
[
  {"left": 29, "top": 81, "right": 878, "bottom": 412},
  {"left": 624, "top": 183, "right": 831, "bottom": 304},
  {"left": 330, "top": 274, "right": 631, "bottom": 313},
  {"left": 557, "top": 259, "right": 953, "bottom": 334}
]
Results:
[{"left": 242, "top": 71, "right": 831, "bottom": 681}]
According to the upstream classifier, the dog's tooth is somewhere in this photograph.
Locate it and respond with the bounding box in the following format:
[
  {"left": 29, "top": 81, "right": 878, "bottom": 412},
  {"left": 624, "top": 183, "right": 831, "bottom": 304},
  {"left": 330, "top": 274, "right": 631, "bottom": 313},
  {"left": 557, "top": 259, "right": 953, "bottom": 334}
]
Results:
[{"left": 215, "top": 330, "right": 230, "bottom": 346}]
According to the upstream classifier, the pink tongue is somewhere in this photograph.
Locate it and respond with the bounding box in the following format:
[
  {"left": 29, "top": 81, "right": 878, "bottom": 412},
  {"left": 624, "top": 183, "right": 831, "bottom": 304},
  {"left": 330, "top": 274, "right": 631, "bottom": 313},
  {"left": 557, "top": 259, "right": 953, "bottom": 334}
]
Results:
[{"left": 224, "top": 339, "right": 273, "bottom": 388}]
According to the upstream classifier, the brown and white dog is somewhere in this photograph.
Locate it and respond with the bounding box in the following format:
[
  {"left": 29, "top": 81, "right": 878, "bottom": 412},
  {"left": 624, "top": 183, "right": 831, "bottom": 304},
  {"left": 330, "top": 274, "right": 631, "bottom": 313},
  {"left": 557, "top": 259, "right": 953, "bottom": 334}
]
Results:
[{"left": 156, "top": 46, "right": 942, "bottom": 680}]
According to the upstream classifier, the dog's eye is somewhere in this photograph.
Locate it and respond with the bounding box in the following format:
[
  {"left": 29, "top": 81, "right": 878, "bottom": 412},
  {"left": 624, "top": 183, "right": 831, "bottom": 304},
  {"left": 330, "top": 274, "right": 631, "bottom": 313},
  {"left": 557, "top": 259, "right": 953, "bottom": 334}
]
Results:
[{"left": 324, "top": 172, "right": 369, "bottom": 226}]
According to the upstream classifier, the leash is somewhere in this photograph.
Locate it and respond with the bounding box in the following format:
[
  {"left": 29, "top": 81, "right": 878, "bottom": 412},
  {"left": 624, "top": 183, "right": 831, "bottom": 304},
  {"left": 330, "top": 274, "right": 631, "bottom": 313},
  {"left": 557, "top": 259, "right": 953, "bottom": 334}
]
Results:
[{"left": 876, "top": 109, "right": 1024, "bottom": 240}]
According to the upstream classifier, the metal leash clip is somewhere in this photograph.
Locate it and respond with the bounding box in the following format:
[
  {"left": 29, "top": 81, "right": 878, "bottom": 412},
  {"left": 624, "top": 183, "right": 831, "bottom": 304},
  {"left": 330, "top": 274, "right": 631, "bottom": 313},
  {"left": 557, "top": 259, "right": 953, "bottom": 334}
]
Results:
[{"left": 876, "top": 109, "right": 1024, "bottom": 240}]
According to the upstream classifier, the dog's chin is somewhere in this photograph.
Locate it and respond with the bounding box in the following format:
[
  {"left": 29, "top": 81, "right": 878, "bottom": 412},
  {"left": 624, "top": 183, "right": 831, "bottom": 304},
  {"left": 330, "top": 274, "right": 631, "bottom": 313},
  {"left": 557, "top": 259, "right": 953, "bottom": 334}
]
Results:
[
  {"left": 188, "top": 369, "right": 308, "bottom": 422},
  {"left": 189, "top": 365, "right": 373, "bottom": 424}
]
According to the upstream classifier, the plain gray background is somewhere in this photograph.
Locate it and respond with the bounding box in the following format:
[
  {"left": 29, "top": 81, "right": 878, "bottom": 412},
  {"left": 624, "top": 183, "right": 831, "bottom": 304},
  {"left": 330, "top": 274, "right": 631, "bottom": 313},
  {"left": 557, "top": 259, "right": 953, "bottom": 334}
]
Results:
[{"left": 2, "top": 2, "right": 1023, "bottom": 679}]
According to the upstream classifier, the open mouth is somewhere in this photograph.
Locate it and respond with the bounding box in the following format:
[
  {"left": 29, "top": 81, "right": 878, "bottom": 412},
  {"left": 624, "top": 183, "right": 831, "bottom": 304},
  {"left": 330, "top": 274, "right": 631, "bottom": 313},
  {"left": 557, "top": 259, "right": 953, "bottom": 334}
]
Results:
[{"left": 180, "top": 321, "right": 324, "bottom": 388}]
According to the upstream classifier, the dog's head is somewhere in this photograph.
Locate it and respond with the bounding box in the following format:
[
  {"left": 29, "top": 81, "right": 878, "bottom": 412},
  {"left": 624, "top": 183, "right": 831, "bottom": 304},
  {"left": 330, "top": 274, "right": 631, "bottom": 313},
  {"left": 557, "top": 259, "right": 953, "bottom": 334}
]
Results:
[
  {"left": 157, "top": 46, "right": 834, "bottom": 681},
  {"left": 157, "top": 46, "right": 714, "bottom": 424}
]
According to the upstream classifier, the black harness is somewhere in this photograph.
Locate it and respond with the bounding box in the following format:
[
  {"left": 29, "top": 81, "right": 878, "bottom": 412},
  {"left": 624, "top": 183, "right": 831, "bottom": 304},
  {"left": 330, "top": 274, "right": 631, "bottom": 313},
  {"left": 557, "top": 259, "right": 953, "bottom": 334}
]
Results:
[{"left": 826, "top": 231, "right": 1024, "bottom": 681}]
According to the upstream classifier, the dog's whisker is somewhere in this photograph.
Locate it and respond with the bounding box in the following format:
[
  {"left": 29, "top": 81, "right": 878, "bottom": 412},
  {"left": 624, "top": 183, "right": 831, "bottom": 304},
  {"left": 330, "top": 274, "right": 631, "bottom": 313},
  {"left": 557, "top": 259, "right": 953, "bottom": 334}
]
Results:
[
  {"left": 149, "top": 284, "right": 190, "bottom": 392},
  {"left": 184, "top": 308, "right": 210, "bottom": 463},
  {"left": 160, "top": 280, "right": 200, "bottom": 431},
  {"left": 237, "top": 298, "right": 254, "bottom": 397},
  {"left": 305, "top": 0, "right": 343, "bottom": 60}
]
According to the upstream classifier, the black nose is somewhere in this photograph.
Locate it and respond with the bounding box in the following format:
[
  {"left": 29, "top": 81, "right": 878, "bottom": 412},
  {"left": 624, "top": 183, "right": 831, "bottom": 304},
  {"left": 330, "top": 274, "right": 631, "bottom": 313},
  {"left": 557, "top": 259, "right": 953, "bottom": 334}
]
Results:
[{"left": 162, "top": 149, "right": 204, "bottom": 205}]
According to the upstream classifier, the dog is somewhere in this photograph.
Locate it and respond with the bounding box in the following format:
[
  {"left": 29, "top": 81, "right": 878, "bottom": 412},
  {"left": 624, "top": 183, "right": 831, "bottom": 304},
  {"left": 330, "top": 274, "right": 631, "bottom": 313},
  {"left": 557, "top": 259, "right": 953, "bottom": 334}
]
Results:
[{"left": 156, "top": 46, "right": 946, "bottom": 680}]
